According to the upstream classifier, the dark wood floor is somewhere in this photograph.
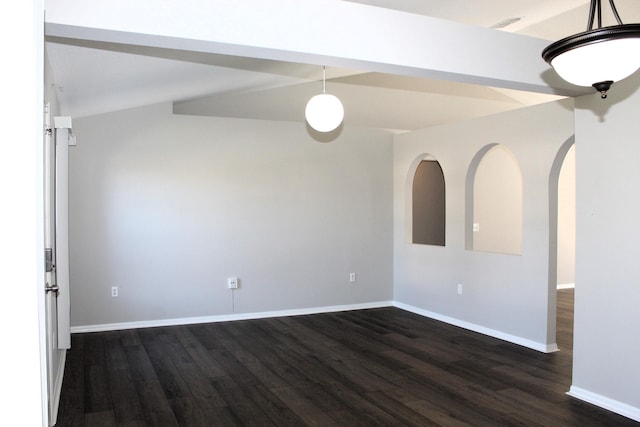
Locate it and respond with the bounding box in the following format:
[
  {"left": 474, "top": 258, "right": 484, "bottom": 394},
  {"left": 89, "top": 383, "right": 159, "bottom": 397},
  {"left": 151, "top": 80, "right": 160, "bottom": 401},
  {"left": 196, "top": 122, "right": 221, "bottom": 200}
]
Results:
[{"left": 56, "top": 289, "right": 638, "bottom": 426}]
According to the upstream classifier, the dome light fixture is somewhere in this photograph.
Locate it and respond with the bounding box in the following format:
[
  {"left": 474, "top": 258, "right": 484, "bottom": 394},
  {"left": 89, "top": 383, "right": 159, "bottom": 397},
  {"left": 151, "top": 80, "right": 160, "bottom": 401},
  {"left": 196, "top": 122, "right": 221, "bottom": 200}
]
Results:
[
  {"left": 305, "top": 66, "right": 344, "bottom": 132},
  {"left": 542, "top": 0, "right": 640, "bottom": 99}
]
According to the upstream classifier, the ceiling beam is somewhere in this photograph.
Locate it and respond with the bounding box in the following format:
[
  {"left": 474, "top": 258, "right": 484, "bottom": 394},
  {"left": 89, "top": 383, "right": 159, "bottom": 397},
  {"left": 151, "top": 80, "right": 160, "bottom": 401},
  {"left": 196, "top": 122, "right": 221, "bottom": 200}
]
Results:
[{"left": 44, "top": 0, "right": 588, "bottom": 97}]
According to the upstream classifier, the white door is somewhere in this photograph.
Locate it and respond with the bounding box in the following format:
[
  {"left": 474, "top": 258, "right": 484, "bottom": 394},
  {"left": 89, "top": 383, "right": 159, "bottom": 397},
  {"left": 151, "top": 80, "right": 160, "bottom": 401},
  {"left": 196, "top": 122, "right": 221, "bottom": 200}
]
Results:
[{"left": 43, "top": 106, "right": 72, "bottom": 425}]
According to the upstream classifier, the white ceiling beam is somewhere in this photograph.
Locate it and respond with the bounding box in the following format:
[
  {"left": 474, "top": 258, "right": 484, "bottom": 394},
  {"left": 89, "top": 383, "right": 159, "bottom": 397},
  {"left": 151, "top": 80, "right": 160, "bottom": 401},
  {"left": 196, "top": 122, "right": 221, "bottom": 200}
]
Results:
[{"left": 44, "top": 0, "right": 587, "bottom": 96}]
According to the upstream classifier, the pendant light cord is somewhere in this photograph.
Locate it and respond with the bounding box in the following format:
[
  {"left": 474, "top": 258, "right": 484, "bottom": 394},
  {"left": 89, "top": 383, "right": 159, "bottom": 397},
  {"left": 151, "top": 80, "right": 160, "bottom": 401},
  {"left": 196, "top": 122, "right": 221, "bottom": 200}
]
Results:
[{"left": 322, "top": 66, "right": 326, "bottom": 93}]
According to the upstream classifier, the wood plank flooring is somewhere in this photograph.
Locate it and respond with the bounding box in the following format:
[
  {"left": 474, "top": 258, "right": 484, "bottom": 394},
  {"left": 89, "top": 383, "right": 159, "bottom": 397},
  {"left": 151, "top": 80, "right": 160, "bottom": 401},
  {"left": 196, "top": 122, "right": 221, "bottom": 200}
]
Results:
[{"left": 56, "top": 289, "right": 638, "bottom": 426}]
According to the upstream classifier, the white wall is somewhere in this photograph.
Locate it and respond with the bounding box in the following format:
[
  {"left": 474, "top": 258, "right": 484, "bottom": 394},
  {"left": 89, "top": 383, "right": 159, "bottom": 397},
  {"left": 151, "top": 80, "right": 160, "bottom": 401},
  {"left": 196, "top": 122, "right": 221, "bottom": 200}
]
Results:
[
  {"left": 571, "top": 72, "right": 640, "bottom": 420},
  {"left": 393, "top": 99, "right": 574, "bottom": 351},
  {"left": 0, "top": 0, "right": 46, "bottom": 425},
  {"left": 69, "top": 103, "right": 393, "bottom": 328}
]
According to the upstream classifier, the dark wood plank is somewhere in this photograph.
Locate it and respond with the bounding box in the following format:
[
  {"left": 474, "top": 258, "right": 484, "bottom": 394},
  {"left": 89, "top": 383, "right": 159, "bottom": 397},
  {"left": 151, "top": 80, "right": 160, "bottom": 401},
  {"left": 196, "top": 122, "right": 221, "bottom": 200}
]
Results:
[
  {"left": 57, "top": 289, "right": 640, "bottom": 426},
  {"left": 103, "top": 333, "right": 147, "bottom": 425},
  {"left": 84, "top": 410, "right": 116, "bottom": 427},
  {"left": 123, "top": 342, "right": 180, "bottom": 426},
  {"left": 83, "top": 333, "right": 112, "bottom": 413}
]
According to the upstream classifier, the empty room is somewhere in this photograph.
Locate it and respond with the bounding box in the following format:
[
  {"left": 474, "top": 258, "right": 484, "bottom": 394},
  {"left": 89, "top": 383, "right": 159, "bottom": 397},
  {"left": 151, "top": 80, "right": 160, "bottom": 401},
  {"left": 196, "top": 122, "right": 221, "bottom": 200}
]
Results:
[{"left": 4, "top": 0, "right": 640, "bottom": 426}]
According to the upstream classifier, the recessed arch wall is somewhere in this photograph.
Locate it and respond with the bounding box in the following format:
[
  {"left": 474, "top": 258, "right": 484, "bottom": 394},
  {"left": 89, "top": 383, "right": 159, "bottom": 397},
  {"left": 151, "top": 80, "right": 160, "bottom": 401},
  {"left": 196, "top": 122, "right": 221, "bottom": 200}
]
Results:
[
  {"left": 393, "top": 99, "right": 575, "bottom": 353},
  {"left": 466, "top": 144, "right": 523, "bottom": 255},
  {"left": 465, "top": 143, "right": 498, "bottom": 250}
]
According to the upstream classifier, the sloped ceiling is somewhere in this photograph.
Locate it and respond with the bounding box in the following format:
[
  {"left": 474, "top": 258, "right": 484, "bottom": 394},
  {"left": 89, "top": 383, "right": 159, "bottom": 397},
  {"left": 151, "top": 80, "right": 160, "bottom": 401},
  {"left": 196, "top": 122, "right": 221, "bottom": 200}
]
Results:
[{"left": 45, "top": 0, "right": 640, "bottom": 131}]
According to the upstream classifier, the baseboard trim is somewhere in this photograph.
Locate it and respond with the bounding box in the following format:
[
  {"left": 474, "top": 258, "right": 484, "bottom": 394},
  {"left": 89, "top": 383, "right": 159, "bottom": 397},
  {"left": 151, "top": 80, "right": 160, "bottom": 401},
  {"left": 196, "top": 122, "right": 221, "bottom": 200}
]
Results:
[
  {"left": 71, "top": 300, "right": 558, "bottom": 353},
  {"left": 70, "top": 301, "right": 394, "bottom": 333},
  {"left": 557, "top": 283, "right": 575, "bottom": 289},
  {"left": 49, "top": 350, "right": 66, "bottom": 427},
  {"left": 393, "top": 301, "right": 558, "bottom": 353},
  {"left": 568, "top": 385, "right": 640, "bottom": 422}
]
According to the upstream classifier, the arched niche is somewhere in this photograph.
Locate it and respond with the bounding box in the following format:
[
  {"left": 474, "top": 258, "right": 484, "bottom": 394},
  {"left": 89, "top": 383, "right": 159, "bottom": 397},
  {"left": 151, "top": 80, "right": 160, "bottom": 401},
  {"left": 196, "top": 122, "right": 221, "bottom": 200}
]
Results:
[
  {"left": 466, "top": 144, "right": 523, "bottom": 255},
  {"left": 406, "top": 154, "right": 446, "bottom": 246}
]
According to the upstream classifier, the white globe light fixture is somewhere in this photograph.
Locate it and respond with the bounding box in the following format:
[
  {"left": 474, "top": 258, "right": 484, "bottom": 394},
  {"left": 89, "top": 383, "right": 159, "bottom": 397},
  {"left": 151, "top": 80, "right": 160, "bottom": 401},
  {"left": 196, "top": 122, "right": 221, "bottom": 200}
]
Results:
[
  {"left": 305, "top": 67, "right": 344, "bottom": 132},
  {"left": 542, "top": 0, "right": 640, "bottom": 99}
]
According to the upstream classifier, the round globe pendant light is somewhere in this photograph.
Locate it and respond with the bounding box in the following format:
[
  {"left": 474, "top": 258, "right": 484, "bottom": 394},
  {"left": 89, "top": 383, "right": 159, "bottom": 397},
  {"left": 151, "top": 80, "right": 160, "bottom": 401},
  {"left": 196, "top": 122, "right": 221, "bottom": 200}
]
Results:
[
  {"left": 305, "top": 67, "right": 344, "bottom": 132},
  {"left": 542, "top": 0, "right": 640, "bottom": 99}
]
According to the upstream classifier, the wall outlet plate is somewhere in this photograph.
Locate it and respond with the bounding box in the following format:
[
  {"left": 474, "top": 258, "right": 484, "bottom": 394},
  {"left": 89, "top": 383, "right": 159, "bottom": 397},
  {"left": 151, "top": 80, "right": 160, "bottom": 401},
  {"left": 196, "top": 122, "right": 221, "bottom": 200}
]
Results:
[{"left": 228, "top": 277, "right": 239, "bottom": 289}]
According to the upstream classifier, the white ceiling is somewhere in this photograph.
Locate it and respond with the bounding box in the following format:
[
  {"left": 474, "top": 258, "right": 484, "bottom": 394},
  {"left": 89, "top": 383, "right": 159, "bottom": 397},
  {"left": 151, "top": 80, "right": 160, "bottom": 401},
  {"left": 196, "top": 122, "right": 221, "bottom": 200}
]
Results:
[{"left": 45, "top": 0, "right": 640, "bottom": 132}]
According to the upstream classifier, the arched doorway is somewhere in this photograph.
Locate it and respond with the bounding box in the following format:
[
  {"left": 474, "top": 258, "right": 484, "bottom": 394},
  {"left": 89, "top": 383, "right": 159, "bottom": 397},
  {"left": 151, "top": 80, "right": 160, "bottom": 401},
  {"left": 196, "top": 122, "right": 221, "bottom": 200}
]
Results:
[{"left": 548, "top": 138, "right": 576, "bottom": 352}]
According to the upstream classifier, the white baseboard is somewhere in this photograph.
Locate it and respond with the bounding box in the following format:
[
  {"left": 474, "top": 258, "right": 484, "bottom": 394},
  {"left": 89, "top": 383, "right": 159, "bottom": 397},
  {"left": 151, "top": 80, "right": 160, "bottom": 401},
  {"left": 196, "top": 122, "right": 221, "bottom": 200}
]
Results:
[
  {"left": 70, "top": 301, "right": 394, "bottom": 333},
  {"left": 49, "top": 350, "right": 66, "bottom": 427},
  {"left": 71, "top": 300, "right": 558, "bottom": 353},
  {"left": 557, "top": 283, "right": 575, "bottom": 289},
  {"left": 568, "top": 385, "right": 640, "bottom": 422},
  {"left": 393, "top": 301, "right": 558, "bottom": 353}
]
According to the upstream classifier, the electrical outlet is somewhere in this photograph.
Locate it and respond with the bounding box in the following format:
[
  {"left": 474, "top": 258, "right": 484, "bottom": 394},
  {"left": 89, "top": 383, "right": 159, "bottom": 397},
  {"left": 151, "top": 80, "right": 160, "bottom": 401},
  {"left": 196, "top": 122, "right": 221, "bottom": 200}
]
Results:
[
  {"left": 349, "top": 273, "right": 356, "bottom": 283},
  {"left": 228, "top": 277, "right": 239, "bottom": 289},
  {"left": 457, "top": 284, "right": 463, "bottom": 295},
  {"left": 473, "top": 223, "right": 480, "bottom": 232},
  {"left": 111, "top": 286, "right": 118, "bottom": 297}
]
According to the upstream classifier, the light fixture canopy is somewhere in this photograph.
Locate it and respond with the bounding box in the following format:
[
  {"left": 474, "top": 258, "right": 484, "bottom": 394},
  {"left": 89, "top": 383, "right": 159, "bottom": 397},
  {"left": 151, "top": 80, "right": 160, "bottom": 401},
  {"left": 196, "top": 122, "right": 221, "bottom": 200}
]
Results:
[
  {"left": 542, "top": 0, "right": 640, "bottom": 98},
  {"left": 305, "top": 67, "right": 344, "bottom": 132}
]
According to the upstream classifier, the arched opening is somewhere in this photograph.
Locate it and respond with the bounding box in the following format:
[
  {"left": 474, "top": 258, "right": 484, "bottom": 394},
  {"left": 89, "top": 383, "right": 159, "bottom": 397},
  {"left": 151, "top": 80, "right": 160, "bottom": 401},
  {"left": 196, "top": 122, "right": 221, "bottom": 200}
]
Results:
[
  {"left": 548, "top": 138, "right": 576, "bottom": 353},
  {"left": 467, "top": 144, "right": 523, "bottom": 255},
  {"left": 412, "top": 159, "right": 446, "bottom": 246},
  {"left": 557, "top": 144, "right": 576, "bottom": 290}
]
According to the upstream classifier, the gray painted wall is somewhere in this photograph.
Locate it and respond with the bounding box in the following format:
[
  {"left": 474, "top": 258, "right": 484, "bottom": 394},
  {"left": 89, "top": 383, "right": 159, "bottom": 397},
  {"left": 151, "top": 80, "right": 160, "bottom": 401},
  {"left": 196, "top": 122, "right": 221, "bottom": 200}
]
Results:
[
  {"left": 572, "top": 72, "right": 640, "bottom": 414},
  {"left": 68, "top": 103, "right": 393, "bottom": 327},
  {"left": 393, "top": 99, "right": 574, "bottom": 349}
]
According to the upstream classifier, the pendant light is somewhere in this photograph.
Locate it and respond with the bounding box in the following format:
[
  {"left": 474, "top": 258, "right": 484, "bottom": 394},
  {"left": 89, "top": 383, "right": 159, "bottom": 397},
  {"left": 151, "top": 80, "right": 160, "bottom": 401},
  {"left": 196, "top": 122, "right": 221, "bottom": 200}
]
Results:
[
  {"left": 542, "top": 0, "right": 640, "bottom": 99},
  {"left": 305, "top": 66, "right": 344, "bottom": 132}
]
